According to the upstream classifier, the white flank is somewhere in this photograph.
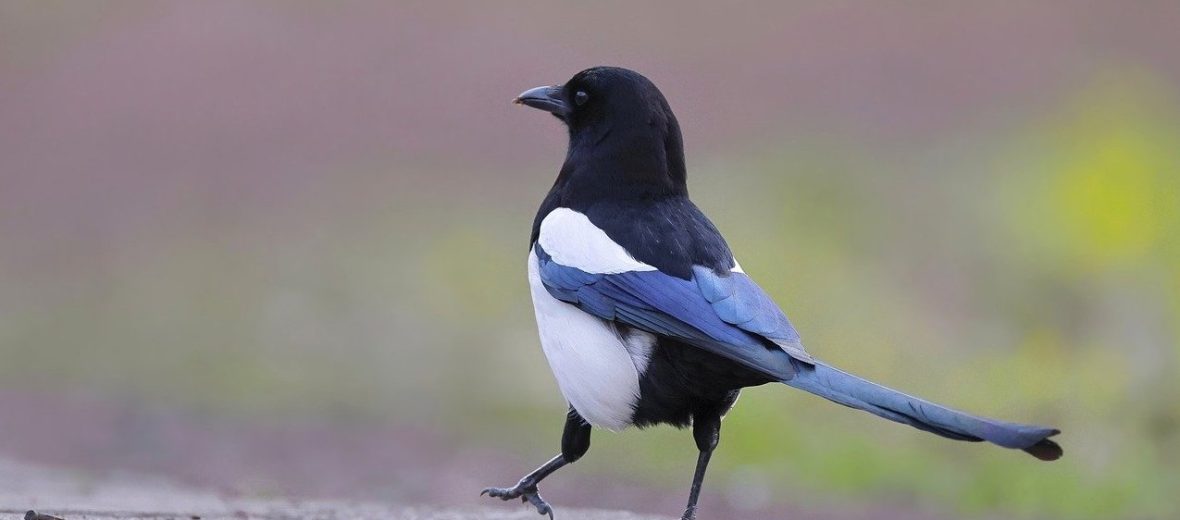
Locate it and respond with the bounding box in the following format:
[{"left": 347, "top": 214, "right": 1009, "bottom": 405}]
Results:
[
  {"left": 621, "top": 328, "right": 657, "bottom": 375},
  {"left": 528, "top": 249, "right": 650, "bottom": 431},
  {"left": 731, "top": 259, "right": 745, "bottom": 273},
  {"left": 537, "top": 208, "right": 656, "bottom": 274}
]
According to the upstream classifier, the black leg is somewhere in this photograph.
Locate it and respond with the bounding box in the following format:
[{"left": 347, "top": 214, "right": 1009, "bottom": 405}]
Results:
[
  {"left": 682, "top": 411, "right": 721, "bottom": 520},
  {"left": 560, "top": 408, "right": 593, "bottom": 463},
  {"left": 482, "top": 409, "right": 592, "bottom": 518}
]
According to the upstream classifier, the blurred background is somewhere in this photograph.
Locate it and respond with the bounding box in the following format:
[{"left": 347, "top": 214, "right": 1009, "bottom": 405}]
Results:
[{"left": 2, "top": 2, "right": 1178, "bottom": 519}]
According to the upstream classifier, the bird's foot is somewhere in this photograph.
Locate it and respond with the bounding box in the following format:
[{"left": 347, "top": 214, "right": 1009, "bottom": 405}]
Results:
[
  {"left": 680, "top": 505, "right": 698, "bottom": 520},
  {"left": 481, "top": 481, "right": 554, "bottom": 519}
]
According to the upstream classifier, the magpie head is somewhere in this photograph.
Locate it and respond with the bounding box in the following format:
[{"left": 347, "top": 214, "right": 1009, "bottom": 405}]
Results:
[
  {"left": 515, "top": 67, "right": 687, "bottom": 196},
  {"left": 514, "top": 67, "right": 669, "bottom": 130}
]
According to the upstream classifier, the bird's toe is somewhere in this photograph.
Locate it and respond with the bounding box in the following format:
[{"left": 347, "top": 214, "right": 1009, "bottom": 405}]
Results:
[
  {"left": 481, "top": 483, "right": 554, "bottom": 517},
  {"left": 522, "top": 489, "right": 554, "bottom": 518},
  {"left": 481, "top": 485, "right": 522, "bottom": 500}
]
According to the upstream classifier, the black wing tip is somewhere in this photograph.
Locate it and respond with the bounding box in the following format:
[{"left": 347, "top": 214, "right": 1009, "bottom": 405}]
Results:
[{"left": 1022, "top": 429, "right": 1063, "bottom": 461}]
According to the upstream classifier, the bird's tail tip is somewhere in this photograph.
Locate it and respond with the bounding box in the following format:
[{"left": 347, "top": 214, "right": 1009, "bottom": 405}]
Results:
[
  {"left": 785, "top": 359, "right": 1065, "bottom": 461},
  {"left": 1022, "top": 430, "right": 1063, "bottom": 461}
]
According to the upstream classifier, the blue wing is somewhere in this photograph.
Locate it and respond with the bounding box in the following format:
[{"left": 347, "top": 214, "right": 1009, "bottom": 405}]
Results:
[{"left": 535, "top": 245, "right": 812, "bottom": 381}]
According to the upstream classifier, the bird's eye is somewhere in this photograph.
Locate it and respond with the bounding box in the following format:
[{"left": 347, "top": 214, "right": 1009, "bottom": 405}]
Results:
[{"left": 574, "top": 90, "right": 589, "bottom": 106}]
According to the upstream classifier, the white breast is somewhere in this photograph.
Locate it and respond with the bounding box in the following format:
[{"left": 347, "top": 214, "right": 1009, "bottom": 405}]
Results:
[{"left": 528, "top": 246, "right": 654, "bottom": 431}]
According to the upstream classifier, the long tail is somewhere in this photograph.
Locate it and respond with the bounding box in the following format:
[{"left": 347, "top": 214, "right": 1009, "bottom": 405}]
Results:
[{"left": 783, "top": 359, "right": 1063, "bottom": 461}]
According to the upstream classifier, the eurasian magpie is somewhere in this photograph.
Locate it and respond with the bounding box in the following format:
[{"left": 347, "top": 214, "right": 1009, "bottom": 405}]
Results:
[{"left": 482, "top": 66, "right": 1062, "bottom": 520}]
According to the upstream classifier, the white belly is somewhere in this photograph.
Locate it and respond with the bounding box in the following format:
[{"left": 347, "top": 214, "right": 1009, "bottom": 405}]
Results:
[{"left": 527, "top": 249, "right": 652, "bottom": 430}]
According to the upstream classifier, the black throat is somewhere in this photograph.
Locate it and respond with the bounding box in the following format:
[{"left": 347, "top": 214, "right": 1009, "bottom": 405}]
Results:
[
  {"left": 531, "top": 103, "right": 688, "bottom": 243},
  {"left": 560, "top": 109, "right": 687, "bottom": 204}
]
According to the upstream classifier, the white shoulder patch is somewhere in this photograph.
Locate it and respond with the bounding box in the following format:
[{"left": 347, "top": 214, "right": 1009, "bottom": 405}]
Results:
[
  {"left": 538, "top": 208, "right": 656, "bottom": 274},
  {"left": 731, "top": 259, "right": 745, "bottom": 273}
]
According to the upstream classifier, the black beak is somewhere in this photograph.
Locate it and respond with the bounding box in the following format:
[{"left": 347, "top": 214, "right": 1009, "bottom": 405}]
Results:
[{"left": 513, "top": 85, "right": 568, "bottom": 117}]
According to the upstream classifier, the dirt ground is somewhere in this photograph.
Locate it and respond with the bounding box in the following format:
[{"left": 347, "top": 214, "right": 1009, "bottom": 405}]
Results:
[{"left": 0, "top": 457, "right": 670, "bottom": 520}]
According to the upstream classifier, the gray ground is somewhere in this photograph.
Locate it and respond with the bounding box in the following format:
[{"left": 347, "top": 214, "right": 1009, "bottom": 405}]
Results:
[
  {"left": 0, "top": 394, "right": 956, "bottom": 520},
  {"left": 0, "top": 458, "right": 669, "bottom": 520}
]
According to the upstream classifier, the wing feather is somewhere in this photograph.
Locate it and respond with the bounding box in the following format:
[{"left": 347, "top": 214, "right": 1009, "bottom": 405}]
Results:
[{"left": 535, "top": 246, "right": 811, "bottom": 380}]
